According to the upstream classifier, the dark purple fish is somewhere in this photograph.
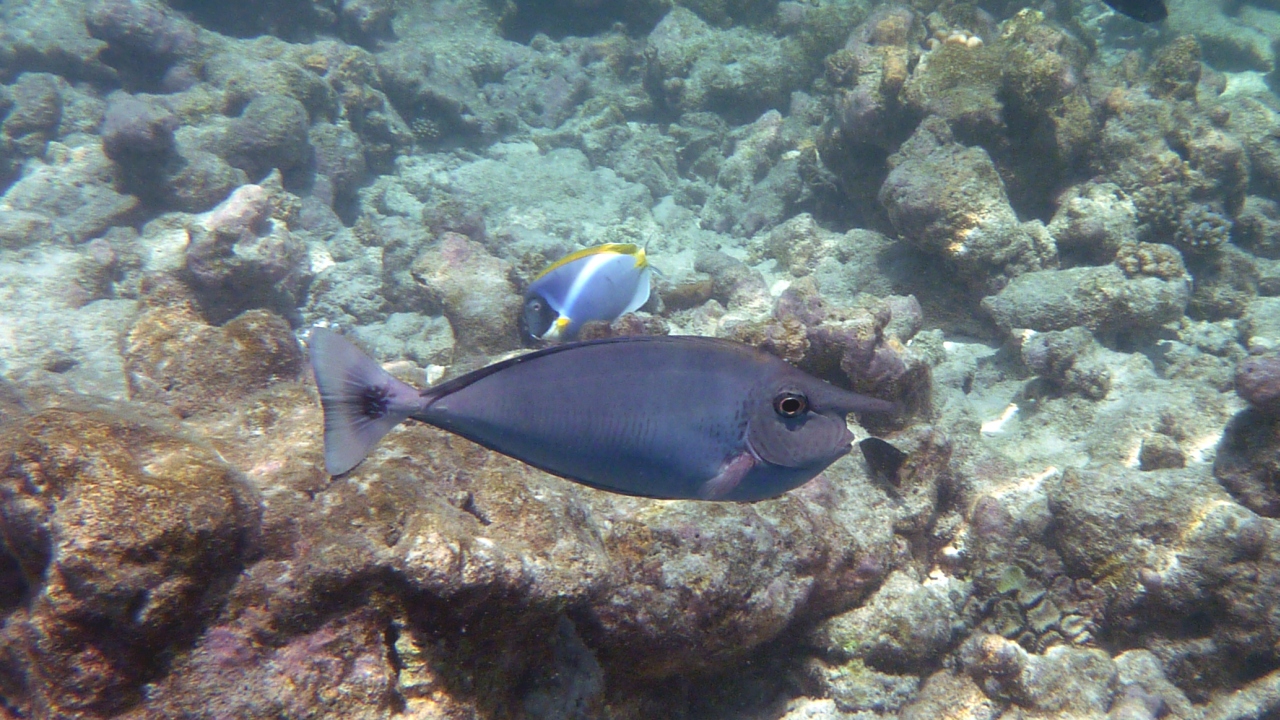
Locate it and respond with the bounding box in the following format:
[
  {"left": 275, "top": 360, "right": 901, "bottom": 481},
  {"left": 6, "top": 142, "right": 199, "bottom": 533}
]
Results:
[
  {"left": 309, "top": 328, "right": 894, "bottom": 502},
  {"left": 1102, "top": 0, "right": 1166, "bottom": 22}
]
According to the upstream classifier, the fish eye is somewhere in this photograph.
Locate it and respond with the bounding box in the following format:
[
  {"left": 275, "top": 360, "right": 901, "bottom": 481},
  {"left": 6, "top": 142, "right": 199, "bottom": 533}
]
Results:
[{"left": 773, "top": 392, "right": 807, "bottom": 418}]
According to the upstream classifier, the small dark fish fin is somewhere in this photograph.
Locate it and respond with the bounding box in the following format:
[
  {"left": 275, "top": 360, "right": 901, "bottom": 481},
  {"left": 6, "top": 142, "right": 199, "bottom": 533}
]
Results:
[
  {"left": 309, "top": 327, "right": 424, "bottom": 475},
  {"left": 1102, "top": 0, "right": 1166, "bottom": 22},
  {"left": 698, "top": 452, "right": 756, "bottom": 501},
  {"left": 859, "top": 437, "right": 908, "bottom": 485}
]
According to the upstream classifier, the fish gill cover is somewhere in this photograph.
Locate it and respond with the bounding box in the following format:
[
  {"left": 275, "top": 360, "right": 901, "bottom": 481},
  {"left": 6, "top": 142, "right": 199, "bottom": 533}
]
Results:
[{"left": 0, "top": 0, "right": 1278, "bottom": 717}]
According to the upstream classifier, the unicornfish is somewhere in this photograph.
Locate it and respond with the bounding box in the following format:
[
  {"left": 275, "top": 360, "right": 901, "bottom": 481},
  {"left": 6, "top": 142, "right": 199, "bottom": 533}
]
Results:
[
  {"left": 521, "top": 243, "right": 651, "bottom": 342},
  {"left": 308, "top": 328, "right": 896, "bottom": 502}
]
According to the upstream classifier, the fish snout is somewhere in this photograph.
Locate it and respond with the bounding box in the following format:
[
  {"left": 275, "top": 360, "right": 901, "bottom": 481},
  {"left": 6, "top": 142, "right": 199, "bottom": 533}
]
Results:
[{"left": 812, "top": 382, "right": 896, "bottom": 417}]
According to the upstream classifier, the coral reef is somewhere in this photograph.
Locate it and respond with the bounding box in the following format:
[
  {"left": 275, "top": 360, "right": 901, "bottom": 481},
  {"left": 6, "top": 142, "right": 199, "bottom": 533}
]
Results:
[
  {"left": 5, "top": 0, "right": 1280, "bottom": 716},
  {"left": 981, "top": 255, "right": 1190, "bottom": 336},
  {"left": 879, "top": 117, "right": 1056, "bottom": 294}
]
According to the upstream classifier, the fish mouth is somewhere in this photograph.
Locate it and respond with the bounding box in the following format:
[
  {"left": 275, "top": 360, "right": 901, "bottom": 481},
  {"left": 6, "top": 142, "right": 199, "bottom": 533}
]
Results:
[
  {"left": 542, "top": 316, "right": 571, "bottom": 341},
  {"left": 828, "top": 423, "right": 856, "bottom": 462},
  {"left": 745, "top": 420, "right": 855, "bottom": 470}
]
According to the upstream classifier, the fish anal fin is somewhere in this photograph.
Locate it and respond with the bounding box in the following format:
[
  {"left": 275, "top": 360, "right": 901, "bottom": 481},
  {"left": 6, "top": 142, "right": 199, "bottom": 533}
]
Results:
[{"left": 699, "top": 452, "right": 756, "bottom": 500}]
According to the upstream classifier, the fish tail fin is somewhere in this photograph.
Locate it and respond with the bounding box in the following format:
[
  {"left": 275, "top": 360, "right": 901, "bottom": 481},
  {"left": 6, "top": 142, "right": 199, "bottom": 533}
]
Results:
[{"left": 308, "top": 327, "right": 423, "bottom": 475}]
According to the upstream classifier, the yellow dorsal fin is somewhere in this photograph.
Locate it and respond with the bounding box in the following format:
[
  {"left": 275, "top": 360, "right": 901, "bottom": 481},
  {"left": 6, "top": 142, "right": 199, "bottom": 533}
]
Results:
[{"left": 533, "top": 243, "right": 644, "bottom": 281}]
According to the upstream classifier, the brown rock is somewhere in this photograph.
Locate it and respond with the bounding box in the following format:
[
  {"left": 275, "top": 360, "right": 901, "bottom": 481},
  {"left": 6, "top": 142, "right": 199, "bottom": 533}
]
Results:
[
  {"left": 148, "top": 375, "right": 923, "bottom": 711},
  {"left": 123, "top": 276, "right": 303, "bottom": 418},
  {"left": 142, "top": 607, "right": 399, "bottom": 718},
  {"left": 1236, "top": 353, "right": 1280, "bottom": 415},
  {"left": 411, "top": 233, "right": 522, "bottom": 356},
  {"left": 576, "top": 313, "right": 670, "bottom": 341},
  {"left": 1139, "top": 434, "right": 1186, "bottom": 471},
  {"left": 0, "top": 404, "right": 257, "bottom": 716}
]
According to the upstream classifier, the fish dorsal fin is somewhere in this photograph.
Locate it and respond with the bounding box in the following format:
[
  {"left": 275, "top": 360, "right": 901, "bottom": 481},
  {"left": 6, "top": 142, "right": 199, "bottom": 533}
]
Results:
[
  {"left": 533, "top": 243, "right": 644, "bottom": 281},
  {"left": 421, "top": 334, "right": 769, "bottom": 403}
]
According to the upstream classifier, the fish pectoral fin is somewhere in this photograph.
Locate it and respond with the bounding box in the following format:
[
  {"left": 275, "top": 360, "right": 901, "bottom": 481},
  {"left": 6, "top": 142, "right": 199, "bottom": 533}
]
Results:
[
  {"left": 698, "top": 452, "right": 756, "bottom": 500},
  {"left": 859, "top": 437, "right": 907, "bottom": 485},
  {"left": 622, "top": 268, "right": 652, "bottom": 314}
]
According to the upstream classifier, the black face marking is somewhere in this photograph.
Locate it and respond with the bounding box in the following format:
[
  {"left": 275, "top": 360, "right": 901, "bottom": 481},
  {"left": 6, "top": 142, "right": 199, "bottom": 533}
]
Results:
[
  {"left": 773, "top": 392, "right": 807, "bottom": 418},
  {"left": 361, "top": 382, "right": 392, "bottom": 419}
]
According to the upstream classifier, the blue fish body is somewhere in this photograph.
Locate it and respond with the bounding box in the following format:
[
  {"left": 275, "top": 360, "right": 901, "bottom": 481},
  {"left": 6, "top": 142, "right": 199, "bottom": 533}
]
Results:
[
  {"left": 522, "top": 243, "right": 651, "bottom": 342},
  {"left": 309, "top": 329, "right": 897, "bottom": 502}
]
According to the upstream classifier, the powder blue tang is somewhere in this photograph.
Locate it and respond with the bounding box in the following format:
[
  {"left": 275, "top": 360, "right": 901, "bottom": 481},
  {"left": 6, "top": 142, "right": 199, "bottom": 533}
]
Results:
[{"left": 521, "top": 243, "right": 651, "bottom": 342}]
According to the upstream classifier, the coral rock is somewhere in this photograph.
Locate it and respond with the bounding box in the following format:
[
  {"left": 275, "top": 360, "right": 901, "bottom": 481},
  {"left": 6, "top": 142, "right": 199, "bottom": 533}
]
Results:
[
  {"left": 410, "top": 232, "right": 522, "bottom": 356},
  {"left": 1047, "top": 182, "right": 1138, "bottom": 265},
  {"left": 219, "top": 95, "right": 313, "bottom": 182},
  {"left": 85, "top": 0, "right": 201, "bottom": 63},
  {"left": 1236, "top": 353, "right": 1280, "bottom": 415},
  {"left": 812, "top": 569, "right": 972, "bottom": 672},
  {"left": 982, "top": 263, "right": 1189, "bottom": 336},
  {"left": 900, "top": 669, "right": 1000, "bottom": 720},
  {"left": 308, "top": 121, "right": 367, "bottom": 208},
  {"left": 1021, "top": 326, "right": 1111, "bottom": 400},
  {"left": 162, "top": 149, "right": 246, "bottom": 213},
  {"left": 123, "top": 277, "right": 304, "bottom": 417},
  {"left": 101, "top": 93, "right": 178, "bottom": 163},
  {"left": 1234, "top": 196, "right": 1280, "bottom": 259},
  {"left": 1138, "top": 434, "right": 1186, "bottom": 471},
  {"left": 0, "top": 403, "right": 257, "bottom": 716},
  {"left": 645, "top": 7, "right": 810, "bottom": 119},
  {"left": 0, "top": 73, "right": 64, "bottom": 157},
  {"left": 880, "top": 117, "right": 1056, "bottom": 293},
  {"left": 0, "top": 142, "right": 140, "bottom": 243},
  {"left": 1215, "top": 409, "right": 1280, "bottom": 517},
  {"left": 185, "top": 182, "right": 310, "bottom": 321}
]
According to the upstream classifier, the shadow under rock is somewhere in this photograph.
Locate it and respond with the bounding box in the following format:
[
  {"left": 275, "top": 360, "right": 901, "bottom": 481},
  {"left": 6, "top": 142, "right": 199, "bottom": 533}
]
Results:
[
  {"left": 167, "top": 0, "right": 331, "bottom": 42},
  {"left": 498, "top": 0, "right": 669, "bottom": 43}
]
